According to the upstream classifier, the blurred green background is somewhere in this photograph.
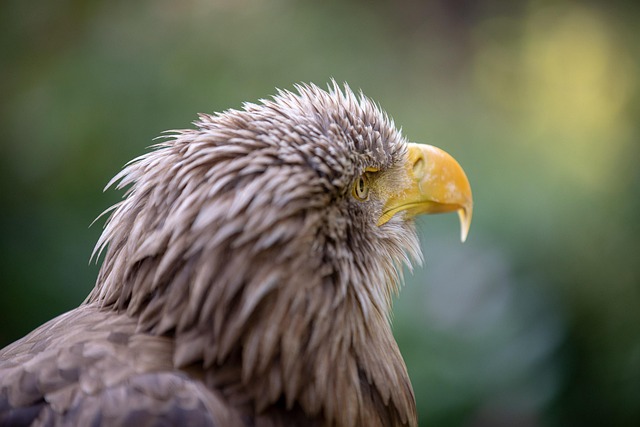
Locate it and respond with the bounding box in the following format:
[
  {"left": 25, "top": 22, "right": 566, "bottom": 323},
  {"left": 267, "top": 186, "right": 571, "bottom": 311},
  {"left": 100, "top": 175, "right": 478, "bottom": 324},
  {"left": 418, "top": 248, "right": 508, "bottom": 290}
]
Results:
[{"left": 1, "top": 1, "right": 638, "bottom": 426}]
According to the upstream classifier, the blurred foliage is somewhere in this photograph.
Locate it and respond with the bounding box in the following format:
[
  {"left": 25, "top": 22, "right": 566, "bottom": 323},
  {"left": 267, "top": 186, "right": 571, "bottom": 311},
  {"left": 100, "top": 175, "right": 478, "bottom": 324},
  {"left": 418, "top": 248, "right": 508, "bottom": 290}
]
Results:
[{"left": 1, "top": 1, "right": 638, "bottom": 426}]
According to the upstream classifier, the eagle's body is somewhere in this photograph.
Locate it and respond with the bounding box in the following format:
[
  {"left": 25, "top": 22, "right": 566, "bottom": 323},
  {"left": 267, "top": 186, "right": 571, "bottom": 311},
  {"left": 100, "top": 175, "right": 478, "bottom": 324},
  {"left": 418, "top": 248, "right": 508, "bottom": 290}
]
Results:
[{"left": 0, "top": 83, "right": 472, "bottom": 426}]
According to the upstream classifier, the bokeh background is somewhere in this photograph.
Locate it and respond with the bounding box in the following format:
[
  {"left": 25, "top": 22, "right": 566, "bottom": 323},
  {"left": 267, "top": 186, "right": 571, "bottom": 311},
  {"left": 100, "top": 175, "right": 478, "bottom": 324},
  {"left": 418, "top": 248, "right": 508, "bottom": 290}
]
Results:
[{"left": 1, "top": 1, "right": 638, "bottom": 426}]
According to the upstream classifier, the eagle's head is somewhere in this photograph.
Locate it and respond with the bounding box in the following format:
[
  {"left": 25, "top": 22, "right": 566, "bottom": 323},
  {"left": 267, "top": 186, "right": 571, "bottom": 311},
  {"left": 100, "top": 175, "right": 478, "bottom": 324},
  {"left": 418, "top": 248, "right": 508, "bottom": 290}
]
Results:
[{"left": 88, "top": 82, "right": 472, "bottom": 426}]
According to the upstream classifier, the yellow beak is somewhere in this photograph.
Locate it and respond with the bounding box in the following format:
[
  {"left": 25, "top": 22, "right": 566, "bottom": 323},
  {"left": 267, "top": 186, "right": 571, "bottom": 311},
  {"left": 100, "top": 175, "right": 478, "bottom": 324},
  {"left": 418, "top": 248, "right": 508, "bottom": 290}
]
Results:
[{"left": 378, "top": 143, "right": 473, "bottom": 242}]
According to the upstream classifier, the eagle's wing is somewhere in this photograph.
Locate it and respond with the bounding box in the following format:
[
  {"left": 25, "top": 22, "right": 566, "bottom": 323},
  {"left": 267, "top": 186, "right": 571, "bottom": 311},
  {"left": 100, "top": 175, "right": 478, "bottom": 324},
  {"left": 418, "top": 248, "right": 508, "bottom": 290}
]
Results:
[{"left": 0, "top": 305, "right": 241, "bottom": 426}]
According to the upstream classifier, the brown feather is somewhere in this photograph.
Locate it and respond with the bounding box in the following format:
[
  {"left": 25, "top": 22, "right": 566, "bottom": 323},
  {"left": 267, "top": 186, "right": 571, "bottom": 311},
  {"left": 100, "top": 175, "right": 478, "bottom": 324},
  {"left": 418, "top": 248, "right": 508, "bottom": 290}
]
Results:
[{"left": 1, "top": 82, "right": 420, "bottom": 426}]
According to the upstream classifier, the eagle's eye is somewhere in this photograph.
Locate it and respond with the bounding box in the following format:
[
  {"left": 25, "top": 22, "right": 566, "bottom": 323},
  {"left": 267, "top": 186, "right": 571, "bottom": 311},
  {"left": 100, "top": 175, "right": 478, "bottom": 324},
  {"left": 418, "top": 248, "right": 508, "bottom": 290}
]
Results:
[{"left": 353, "top": 174, "right": 370, "bottom": 201}]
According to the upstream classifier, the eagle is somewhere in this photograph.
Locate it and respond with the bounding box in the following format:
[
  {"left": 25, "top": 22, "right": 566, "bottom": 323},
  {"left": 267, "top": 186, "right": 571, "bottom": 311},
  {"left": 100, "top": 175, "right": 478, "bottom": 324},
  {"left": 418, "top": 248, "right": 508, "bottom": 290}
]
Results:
[{"left": 0, "top": 83, "right": 472, "bottom": 426}]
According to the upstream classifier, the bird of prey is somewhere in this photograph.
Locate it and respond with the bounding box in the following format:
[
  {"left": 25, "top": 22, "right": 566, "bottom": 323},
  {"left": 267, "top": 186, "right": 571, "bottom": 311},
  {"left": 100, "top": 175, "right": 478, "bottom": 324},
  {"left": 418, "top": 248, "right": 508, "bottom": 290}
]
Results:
[{"left": 0, "top": 83, "right": 472, "bottom": 426}]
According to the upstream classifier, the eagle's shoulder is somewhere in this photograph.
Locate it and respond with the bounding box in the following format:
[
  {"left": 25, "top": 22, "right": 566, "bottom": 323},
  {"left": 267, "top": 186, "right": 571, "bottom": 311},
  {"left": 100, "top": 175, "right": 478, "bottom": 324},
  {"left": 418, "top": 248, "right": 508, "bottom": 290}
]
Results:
[{"left": 0, "top": 305, "right": 242, "bottom": 426}]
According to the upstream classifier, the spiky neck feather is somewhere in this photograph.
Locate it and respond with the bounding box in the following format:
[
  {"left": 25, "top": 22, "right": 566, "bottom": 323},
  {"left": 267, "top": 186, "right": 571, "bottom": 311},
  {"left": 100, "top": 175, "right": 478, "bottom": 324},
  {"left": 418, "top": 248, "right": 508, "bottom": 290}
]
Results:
[{"left": 88, "top": 83, "right": 419, "bottom": 426}]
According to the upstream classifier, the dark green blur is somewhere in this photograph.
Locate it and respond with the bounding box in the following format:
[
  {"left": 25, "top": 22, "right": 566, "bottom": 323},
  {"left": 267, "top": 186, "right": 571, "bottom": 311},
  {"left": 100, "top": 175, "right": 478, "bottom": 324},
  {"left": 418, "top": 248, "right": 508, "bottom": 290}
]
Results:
[{"left": 1, "top": 1, "right": 638, "bottom": 426}]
